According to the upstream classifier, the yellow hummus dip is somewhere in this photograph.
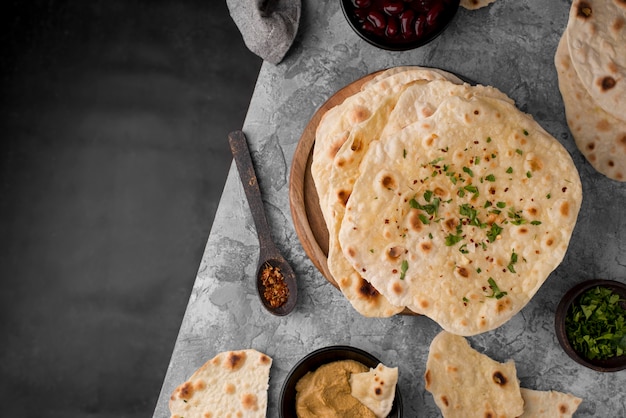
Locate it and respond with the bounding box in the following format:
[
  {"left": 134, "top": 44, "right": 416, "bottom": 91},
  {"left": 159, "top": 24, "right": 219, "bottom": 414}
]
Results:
[{"left": 295, "top": 359, "right": 376, "bottom": 418}]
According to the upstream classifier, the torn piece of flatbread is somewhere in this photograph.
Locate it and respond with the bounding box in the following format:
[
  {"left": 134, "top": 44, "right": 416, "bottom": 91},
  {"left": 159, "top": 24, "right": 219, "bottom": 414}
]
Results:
[
  {"left": 518, "top": 388, "right": 583, "bottom": 418},
  {"left": 169, "top": 349, "right": 272, "bottom": 418},
  {"left": 350, "top": 363, "right": 398, "bottom": 418},
  {"left": 425, "top": 331, "right": 524, "bottom": 418}
]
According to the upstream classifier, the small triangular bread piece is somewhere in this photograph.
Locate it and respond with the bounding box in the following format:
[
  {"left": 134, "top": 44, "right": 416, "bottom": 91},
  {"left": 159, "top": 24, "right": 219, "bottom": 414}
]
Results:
[
  {"left": 169, "top": 349, "right": 272, "bottom": 418},
  {"left": 349, "top": 363, "right": 398, "bottom": 418},
  {"left": 425, "top": 331, "right": 524, "bottom": 418},
  {"left": 518, "top": 388, "right": 582, "bottom": 418}
]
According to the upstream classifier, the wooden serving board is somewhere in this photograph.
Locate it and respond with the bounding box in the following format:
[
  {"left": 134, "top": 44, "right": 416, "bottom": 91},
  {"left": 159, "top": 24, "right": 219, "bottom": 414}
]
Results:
[{"left": 288, "top": 71, "right": 381, "bottom": 289}]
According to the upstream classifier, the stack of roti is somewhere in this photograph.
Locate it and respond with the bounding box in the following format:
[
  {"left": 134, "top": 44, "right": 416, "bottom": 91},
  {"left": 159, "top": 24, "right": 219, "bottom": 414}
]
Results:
[
  {"left": 169, "top": 349, "right": 272, "bottom": 418},
  {"left": 311, "top": 66, "right": 583, "bottom": 336},
  {"left": 425, "top": 331, "right": 583, "bottom": 418},
  {"left": 555, "top": 0, "right": 626, "bottom": 181}
]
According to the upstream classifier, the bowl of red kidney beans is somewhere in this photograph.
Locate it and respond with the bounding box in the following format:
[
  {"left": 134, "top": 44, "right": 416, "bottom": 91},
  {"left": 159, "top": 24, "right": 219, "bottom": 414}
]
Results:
[{"left": 341, "top": 0, "right": 460, "bottom": 51}]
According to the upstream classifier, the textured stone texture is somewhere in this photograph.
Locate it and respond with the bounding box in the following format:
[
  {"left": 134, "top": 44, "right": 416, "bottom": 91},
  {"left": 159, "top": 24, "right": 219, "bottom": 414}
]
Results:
[{"left": 154, "top": 1, "right": 626, "bottom": 417}]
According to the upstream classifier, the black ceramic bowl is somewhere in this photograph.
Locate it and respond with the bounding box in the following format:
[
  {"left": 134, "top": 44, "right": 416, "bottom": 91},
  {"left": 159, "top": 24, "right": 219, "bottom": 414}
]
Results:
[
  {"left": 340, "top": 0, "right": 460, "bottom": 51},
  {"left": 279, "top": 345, "right": 403, "bottom": 417},
  {"left": 555, "top": 279, "right": 626, "bottom": 372}
]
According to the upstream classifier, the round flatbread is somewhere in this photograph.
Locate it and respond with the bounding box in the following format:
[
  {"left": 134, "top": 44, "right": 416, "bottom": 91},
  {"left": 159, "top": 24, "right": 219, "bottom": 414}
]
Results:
[
  {"left": 555, "top": 32, "right": 626, "bottom": 181},
  {"left": 339, "top": 94, "right": 582, "bottom": 335},
  {"left": 325, "top": 80, "right": 514, "bottom": 317},
  {"left": 566, "top": 0, "right": 626, "bottom": 122},
  {"left": 425, "top": 331, "right": 524, "bottom": 418},
  {"left": 169, "top": 349, "right": 272, "bottom": 418}
]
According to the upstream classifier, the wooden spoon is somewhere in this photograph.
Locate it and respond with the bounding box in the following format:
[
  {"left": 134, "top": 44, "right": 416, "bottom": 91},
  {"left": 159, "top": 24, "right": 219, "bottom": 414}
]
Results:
[{"left": 228, "top": 130, "right": 297, "bottom": 316}]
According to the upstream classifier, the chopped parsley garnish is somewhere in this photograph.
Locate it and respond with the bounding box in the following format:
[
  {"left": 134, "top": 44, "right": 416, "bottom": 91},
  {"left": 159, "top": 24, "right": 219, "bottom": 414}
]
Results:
[
  {"left": 485, "top": 174, "right": 496, "bottom": 182},
  {"left": 463, "top": 166, "right": 474, "bottom": 177},
  {"left": 508, "top": 208, "right": 527, "bottom": 225},
  {"left": 486, "top": 277, "right": 508, "bottom": 299},
  {"left": 464, "top": 185, "right": 479, "bottom": 199},
  {"left": 516, "top": 149, "right": 523, "bottom": 155},
  {"left": 445, "top": 233, "right": 463, "bottom": 246},
  {"left": 526, "top": 171, "right": 532, "bottom": 178},
  {"left": 506, "top": 167, "right": 513, "bottom": 174},
  {"left": 400, "top": 260, "right": 409, "bottom": 280},
  {"left": 565, "top": 286, "right": 626, "bottom": 360},
  {"left": 496, "top": 201, "right": 506, "bottom": 208},
  {"left": 487, "top": 223, "right": 503, "bottom": 243},
  {"left": 507, "top": 250, "right": 518, "bottom": 273}
]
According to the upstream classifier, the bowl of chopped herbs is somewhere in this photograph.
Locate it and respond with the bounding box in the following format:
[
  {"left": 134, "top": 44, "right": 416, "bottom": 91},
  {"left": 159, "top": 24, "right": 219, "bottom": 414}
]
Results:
[{"left": 555, "top": 279, "right": 626, "bottom": 372}]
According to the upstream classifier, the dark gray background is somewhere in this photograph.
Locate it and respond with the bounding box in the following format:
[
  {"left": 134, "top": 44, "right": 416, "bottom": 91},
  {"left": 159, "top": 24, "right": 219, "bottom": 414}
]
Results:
[{"left": 0, "top": 1, "right": 261, "bottom": 416}]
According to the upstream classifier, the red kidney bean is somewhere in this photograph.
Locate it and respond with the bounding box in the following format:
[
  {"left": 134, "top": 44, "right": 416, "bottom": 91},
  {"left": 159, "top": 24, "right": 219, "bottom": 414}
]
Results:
[
  {"left": 414, "top": 14, "right": 426, "bottom": 37},
  {"left": 353, "top": 0, "right": 372, "bottom": 8},
  {"left": 426, "top": 2, "right": 444, "bottom": 26},
  {"left": 386, "top": 16, "right": 400, "bottom": 37},
  {"left": 367, "top": 10, "right": 387, "bottom": 30},
  {"left": 361, "top": 20, "right": 376, "bottom": 33},
  {"left": 399, "top": 9, "right": 415, "bottom": 37},
  {"left": 383, "top": 0, "right": 405, "bottom": 15}
]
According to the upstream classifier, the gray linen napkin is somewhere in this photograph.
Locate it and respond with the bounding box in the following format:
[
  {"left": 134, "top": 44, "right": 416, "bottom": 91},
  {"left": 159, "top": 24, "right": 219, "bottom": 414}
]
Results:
[{"left": 227, "top": 0, "right": 301, "bottom": 65}]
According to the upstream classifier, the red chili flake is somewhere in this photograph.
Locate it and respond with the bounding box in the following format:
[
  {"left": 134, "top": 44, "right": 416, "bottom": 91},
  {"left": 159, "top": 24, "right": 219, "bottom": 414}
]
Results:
[{"left": 260, "top": 263, "right": 289, "bottom": 308}]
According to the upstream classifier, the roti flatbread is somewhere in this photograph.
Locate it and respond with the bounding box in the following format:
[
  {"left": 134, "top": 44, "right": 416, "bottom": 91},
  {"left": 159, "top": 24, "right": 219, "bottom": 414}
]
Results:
[
  {"left": 169, "top": 349, "right": 272, "bottom": 418},
  {"left": 325, "top": 80, "right": 514, "bottom": 317},
  {"left": 425, "top": 331, "right": 524, "bottom": 418},
  {"left": 566, "top": 0, "right": 626, "bottom": 123},
  {"left": 350, "top": 363, "right": 398, "bottom": 418},
  {"left": 555, "top": 32, "right": 626, "bottom": 181},
  {"left": 339, "top": 94, "right": 582, "bottom": 335},
  {"left": 518, "top": 388, "right": 582, "bottom": 418}
]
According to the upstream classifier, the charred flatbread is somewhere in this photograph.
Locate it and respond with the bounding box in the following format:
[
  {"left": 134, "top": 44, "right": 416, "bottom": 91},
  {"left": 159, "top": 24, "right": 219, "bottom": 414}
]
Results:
[
  {"left": 555, "top": 32, "right": 626, "bottom": 181},
  {"left": 349, "top": 363, "right": 398, "bottom": 418},
  {"left": 518, "top": 388, "right": 582, "bottom": 418},
  {"left": 169, "top": 349, "right": 272, "bottom": 418},
  {"left": 339, "top": 94, "right": 582, "bottom": 335},
  {"left": 565, "top": 0, "right": 626, "bottom": 123},
  {"left": 425, "top": 331, "right": 524, "bottom": 418}
]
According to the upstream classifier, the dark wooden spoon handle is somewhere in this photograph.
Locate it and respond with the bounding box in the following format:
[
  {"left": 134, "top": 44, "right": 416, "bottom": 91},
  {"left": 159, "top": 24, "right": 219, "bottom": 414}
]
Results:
[{"left": 228, "top": 130, "right": 276, "bottom": 253}]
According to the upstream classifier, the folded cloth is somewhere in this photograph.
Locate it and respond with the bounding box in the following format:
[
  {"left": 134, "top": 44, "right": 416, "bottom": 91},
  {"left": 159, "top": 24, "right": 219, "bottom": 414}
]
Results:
[{"left": 227, "top": 0, "right": 301, "bottom": 65}]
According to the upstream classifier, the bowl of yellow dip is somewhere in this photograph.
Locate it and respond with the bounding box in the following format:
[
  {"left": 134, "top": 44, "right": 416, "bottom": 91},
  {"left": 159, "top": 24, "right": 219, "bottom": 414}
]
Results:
[{"left": 279, "top": 345, "right": 402, "bottom": 417}]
